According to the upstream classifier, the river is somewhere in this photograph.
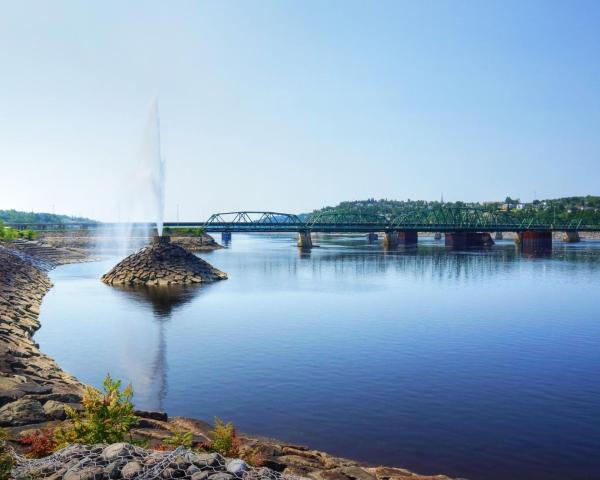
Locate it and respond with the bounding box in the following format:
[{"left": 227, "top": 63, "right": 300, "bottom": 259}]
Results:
[{"left": 36, "top": 234, "right": 600, "bottom": 480}]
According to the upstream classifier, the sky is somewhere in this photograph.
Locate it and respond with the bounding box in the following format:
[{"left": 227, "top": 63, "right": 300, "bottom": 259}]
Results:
[{"left": 0, "top": 1, "right": 599, "bottom": 221}]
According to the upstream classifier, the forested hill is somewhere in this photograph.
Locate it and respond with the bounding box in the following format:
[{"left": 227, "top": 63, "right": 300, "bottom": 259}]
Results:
[
  {"left": 307, "top": 197, "right": 600, "bottom": 224},
  {"left": 0, "top": 209, "right": 94, "bottom": 224}
]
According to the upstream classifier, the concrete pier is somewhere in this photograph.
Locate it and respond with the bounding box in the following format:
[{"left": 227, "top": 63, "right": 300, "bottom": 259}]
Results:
[
  {"left": 384, "top": 231, "right": 418, "bottom": 249},
  {"left": 445, "top": 232, "right": 494, "bottom": 248},
  {"left": 516, "top": 231, "right": 552, "bottom": 251},
  {"left": 495, "top": 232, "right": 503, "bottom": 240},
  {"left": 562, "top": 231, "right": 581, "bottom": 243},
  {"left": 297, "top": 230, "right": 313, "bottom": 249},
  {"left": 366, "top": 232, "right": 379, "bottom": 243},
  {"left": 221, "top": 231, "right": 232, "bottom": 243}
]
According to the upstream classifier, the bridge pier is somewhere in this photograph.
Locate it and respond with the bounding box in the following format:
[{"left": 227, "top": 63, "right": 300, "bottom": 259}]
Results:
[
  {"left": 515, "top": 231, "right": 552, "bottom": 251},
  {"left": 384, "top": 231, "right": 417, "bottom": 249},
  {"left": 495, "top": 232, "right": 503, "bottom": 240},
  {"left": 366, "top": 232, "right": 379, "bottom": 243},
  {"left": 221, "top": 231, "right": 232, "bottom": 244},
  {"left": 297, "top": 230, "right": 313, "bottom": 249},
  {"left": 445, "top": 232, "right": 494, "bottom": 248},
  {"left": 562, "top": 231, "right": 581, "bottom": 243},
  {"left": 434, "top": 232, "right": 442, "bottom": 240}
]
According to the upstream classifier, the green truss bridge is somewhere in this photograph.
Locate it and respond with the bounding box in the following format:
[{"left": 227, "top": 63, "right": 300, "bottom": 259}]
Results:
[{"left": 7, "top": 207, "right": 600, "bottom": 249}]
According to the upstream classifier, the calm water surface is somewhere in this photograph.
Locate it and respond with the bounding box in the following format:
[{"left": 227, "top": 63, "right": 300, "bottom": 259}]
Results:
[{"left": 36, "top": 235, "right": 600, "bottom": 480}]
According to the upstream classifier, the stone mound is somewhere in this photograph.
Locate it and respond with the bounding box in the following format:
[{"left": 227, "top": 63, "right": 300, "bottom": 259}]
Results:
[{"left": 101, "top": 236, "right": 227, "bottom": 286}]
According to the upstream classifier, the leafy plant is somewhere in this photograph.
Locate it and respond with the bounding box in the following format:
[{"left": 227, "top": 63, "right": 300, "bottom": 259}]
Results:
[
  {"left": 20, "top": 229, "right": 37, "bottom": 240},
  {"left": 20, "top": 429, "right": 56, "bottom": 458},
  {"left": 55, "top": 374, "right": 137, "bottom": 446},
  {"left": 0, "top": 429, "right": 14, "bottom": 480},
  {"left": 209, "top": 417, "right": 240, "bottom": 456},
  {"left": 241, "top": 447, "right": 267, "bottom": 467},
  {"left": 161, "top": 429, "right": 193, "bottom": 449}
]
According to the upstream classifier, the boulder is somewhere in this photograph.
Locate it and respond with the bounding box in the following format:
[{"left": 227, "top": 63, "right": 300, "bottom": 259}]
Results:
[
  {"left": 43, "top": 400, "right": 69, "bottom": 420},
  {"left": 0, "top": 398, "right": 46, "bottom": 426},
  {"left": 226, "top": 459, "right": 248, "bottom": 477},
  {"left": 102, "top": 443, "right": 133, "bottom": 462},
  {"left": 191, "top": 472, "right": 211, "bottom": 480},
  {"left": 63, "top": 466, "right": 104, "bottom": 480},
  {"left": 122, "top": 461, "right": 143, "bottom": 479}
]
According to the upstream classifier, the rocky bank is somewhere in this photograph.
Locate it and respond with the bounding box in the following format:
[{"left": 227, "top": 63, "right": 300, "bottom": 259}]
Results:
[
  {"left": 38, "top": 230, "right": 223, "bottom": 253},
  {"left": 0, "top": 242, "right": 455, "bottom": 480},
  {"left": 0, "top": 243, "right": 86, "bottom": 429}
]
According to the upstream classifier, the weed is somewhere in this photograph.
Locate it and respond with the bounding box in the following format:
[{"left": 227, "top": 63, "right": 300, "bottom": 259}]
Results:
[{"left": 55, "top": 374, "right": 137, "bottom": 446}]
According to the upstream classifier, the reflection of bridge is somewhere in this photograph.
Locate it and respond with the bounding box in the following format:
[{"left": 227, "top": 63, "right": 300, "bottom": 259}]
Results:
[{"left": 7, "top": 207, "right": 600, "bottom": 250}]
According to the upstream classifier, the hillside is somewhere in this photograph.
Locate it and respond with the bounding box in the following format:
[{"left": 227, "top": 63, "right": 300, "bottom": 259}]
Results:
[
  {"left": 0, "top": 209, "right": 94, "bottom": 224},
  {"left": 307, "top": 196, "right": 600, "bottom": 224}
]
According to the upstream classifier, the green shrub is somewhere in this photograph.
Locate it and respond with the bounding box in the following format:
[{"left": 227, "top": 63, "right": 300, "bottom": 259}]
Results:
[
  {"left": 55, "top": 374, "right": 137, "bottom": 447},
  {"left": 186, "top": 227, "right": 204, "bottom": 237},
  {"left": 162, "top": 430, "right": 193, "bottom": 449},
  {"left": 21, "top": 230, "right": 37, "bottom": 240},
  {"left": 0, "top": 429, "right": 14, "bottom": 480},
  {"left": 209, "top": 417, "right": 239, "bottom": 456},
  {"left": 2, "top": 228, "right": 17, "bottom": 241}
]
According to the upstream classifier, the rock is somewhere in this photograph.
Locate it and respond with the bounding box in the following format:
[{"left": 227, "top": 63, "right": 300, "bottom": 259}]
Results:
[
  {"left": 63, "top": 466, "right": 104, "bottom": 480},
  {"left": 277, "top": 455, "right": 323, "bottom": 470},
  {"left": 102, "top": 443, "right": 133, "bottom": 462},
  {"left": 106, "top": 461, "right": 127, "bottom": 479},
  {"left": 308, "top": 470, "right": 351, "bottom": 480},
  {"left": 122, "top": 461, "right": 143, "bottom": 479},
  {"left": 369, "top": 467, "right": 419, "bottom": 479},
  {"left": 0, "top": 398, "right": 46, "bottom": 426},
  {"left": 161, "top": 467, "right": 176, "bottom": 479},
  {"left": 144, "top": 452, "right": 166, "bottom": 467},
  {"left": 135, "top": 409, "right": 168, "bottom": 421},
  {"left": 208, "top": 473, "right": 234, "bottom": 480},
  {"left": 187, "top": 465, "right": 202, "bottom": 475},
  {"left": 340, "top": 467, "right": 376, "bottom": 480},
  {"left": 43, "top": 399, "right": 68, "bottom": 419},
  {"left": 191, "top": 472, "right": 211, "bottom": 480},
  {"left": 226, "top": 459, "right": 248, "bottom": 476},
  {"left": 186, "top": 452, "right": 223, "bottom": 468}
]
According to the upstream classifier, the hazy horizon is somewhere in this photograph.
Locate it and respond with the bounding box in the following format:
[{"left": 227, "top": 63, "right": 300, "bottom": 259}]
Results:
[{"left": 1, "top": 1, "right": 599, "bottom": 221}]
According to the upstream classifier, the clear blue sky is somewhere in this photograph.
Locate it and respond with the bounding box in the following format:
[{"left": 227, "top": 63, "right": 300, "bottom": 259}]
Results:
[{"left": 1, "top": 1, "right": 599, "bottom": 221}]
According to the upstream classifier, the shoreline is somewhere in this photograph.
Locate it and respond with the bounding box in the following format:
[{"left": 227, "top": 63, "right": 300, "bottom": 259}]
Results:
[{"left": 0, "top": 240, "right": 456, "bottom": 480}]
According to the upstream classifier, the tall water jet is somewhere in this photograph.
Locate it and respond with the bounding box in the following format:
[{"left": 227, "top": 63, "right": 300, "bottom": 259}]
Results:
[
  {"left": 94, "top": 99, "right": 167, "bottom": 256},
  {"left": 141, "top": 98, "right": 166, "bottom": 237}
]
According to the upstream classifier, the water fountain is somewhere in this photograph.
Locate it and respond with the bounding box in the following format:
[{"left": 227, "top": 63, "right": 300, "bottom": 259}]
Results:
[{"left": 101, "top": 99, "right": 227, "bottom": 286}]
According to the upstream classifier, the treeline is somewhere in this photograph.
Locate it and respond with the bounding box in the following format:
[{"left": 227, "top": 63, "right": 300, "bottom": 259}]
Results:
[
  {"left": 308, "top": 196, "right": 600, "bottom": 225},
  {"left": 0, "top": 209, "right": 93, "bottom": 224}
]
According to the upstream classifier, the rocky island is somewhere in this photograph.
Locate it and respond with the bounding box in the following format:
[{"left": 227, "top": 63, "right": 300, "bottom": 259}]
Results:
[{"left": 101, "top": 236, "right": 227, "bottom": 286}]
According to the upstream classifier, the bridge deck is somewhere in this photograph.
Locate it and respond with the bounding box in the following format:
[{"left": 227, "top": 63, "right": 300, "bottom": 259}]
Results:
[{"left": 5, "top": 221, "right": 600, "bottom": 233}]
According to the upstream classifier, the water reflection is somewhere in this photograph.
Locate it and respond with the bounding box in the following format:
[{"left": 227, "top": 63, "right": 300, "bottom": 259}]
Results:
[
  {"left": 108, "top": 284, "right": 207, "bottom": 410},
  {"left": 112, "top": 284, "right": 201, "bottom": 317}
]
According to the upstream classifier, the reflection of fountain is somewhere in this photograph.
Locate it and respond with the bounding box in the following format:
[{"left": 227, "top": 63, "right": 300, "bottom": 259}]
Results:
[
  {"left": 111, "top": 284, "right": 208, "bottom": 409},
  {"left": 152, "top": 318, "right": 168, "bottom": 410}
]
